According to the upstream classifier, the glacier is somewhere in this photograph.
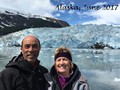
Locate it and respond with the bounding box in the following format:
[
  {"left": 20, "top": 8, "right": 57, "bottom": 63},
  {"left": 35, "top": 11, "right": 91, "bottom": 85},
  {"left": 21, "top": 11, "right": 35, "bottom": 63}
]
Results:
[{"left": 0, "top": 24, "right": 120, "bottom": 49}]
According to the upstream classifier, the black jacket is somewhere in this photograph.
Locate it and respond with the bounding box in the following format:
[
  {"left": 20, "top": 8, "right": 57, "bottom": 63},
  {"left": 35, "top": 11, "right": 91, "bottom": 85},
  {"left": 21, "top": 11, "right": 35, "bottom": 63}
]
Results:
[{"left": 0, "top": 53, "right": 48, "bottom": 90}]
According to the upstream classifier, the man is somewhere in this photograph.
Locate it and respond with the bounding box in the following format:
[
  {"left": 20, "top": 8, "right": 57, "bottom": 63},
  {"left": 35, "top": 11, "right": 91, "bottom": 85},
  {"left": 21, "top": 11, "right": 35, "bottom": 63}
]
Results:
[{"left": 0, "top": 35, "right": 48, "bottom": 90}]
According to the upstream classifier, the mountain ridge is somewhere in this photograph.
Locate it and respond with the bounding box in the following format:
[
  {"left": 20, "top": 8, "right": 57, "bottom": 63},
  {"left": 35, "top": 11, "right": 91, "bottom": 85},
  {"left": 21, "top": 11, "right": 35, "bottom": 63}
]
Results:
[{"left": 0, "top": 7, "right": 70, "bottom": 35}]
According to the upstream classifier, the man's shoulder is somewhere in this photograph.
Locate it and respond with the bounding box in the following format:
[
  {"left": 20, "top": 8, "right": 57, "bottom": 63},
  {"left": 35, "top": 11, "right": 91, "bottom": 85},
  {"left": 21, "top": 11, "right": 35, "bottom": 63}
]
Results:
[
  {"left": 2, "top": 67, "right": 19, "bottom": 73},
  {"left": 0, "top": 67, "right": 20, "bottom": 79},
  {"left": 38, "top": 65, "right": 48, "bottom": 73}
]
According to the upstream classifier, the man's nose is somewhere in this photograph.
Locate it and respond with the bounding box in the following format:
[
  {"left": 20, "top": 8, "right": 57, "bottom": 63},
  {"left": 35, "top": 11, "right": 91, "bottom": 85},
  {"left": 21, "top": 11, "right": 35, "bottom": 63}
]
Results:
[{"left": 28, "top": 46, "right": 34, "bottom": 51}]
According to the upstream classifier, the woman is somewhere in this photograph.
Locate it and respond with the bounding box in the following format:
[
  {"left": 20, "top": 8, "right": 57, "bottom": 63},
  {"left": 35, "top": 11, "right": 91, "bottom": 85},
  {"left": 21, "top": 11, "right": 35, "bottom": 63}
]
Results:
[{"left": 45, "top": 46, "right": 89, "bottom": 90}]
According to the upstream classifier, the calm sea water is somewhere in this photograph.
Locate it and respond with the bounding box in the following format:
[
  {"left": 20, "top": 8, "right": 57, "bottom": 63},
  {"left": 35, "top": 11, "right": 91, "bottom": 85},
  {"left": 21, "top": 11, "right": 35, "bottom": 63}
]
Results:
[{"left": 0, "top": 47, "right": 120, "bottom": 90}]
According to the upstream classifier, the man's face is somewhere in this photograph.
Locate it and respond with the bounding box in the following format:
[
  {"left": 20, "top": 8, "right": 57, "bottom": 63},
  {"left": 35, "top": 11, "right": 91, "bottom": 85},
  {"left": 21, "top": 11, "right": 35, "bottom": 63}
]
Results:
[{"left": 21, "top": 36, "right": 40, "bottom": 63}]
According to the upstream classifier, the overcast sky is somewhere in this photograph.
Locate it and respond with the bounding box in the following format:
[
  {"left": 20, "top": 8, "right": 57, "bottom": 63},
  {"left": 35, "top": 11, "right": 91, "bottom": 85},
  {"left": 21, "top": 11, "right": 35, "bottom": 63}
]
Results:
[{"left": 0, "top": 0, "right": 120, "bottom": 25}]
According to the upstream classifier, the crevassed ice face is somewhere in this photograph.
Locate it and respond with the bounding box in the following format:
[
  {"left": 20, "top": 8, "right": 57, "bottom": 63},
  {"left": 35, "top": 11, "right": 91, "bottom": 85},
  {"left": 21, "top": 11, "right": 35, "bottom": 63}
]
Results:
[
  {"left": 55, "top": 57, "right": 71, "bottom": 76},
  {"left": 21, "top": 36, "right": 40, "bottom": 63}
]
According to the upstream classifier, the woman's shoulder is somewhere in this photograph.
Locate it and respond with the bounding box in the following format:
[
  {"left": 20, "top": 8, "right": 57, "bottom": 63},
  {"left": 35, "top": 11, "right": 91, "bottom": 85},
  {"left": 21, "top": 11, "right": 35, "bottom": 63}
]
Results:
[
  {"left": 44, "top": 73, "right": 51, "bottom": 81},
  {"left": 79, "top": 75, "right": 88, "bottom": 83},
  {"left": 73, "top": 75, "right": 89, "bottom": 90}
]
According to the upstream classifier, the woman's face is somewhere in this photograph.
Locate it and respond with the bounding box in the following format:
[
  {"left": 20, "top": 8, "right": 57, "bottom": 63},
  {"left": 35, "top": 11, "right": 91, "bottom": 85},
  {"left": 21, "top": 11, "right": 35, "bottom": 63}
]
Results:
[{"left": 55, "top": 57, "right": 71, "bottom": 77}]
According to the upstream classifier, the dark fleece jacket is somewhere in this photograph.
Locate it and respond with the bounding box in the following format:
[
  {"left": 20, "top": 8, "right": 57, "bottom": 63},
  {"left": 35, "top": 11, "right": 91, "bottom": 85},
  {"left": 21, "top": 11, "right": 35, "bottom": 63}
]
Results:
[{"left": 0, "top": 53, "right": 48, "bottom": 90}]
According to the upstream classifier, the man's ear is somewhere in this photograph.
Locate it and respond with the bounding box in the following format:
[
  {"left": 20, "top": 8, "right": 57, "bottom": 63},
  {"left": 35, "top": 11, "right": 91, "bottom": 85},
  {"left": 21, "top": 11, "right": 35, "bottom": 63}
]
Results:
[{"left": 21, "top": 45, "right": 22, "bottom": 50}]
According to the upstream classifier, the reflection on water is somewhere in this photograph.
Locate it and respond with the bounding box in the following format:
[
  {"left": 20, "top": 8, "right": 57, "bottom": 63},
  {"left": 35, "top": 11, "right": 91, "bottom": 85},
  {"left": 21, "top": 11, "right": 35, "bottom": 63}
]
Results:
[{"left": 0, "top": 47, "right": 120, "bottom": 90}]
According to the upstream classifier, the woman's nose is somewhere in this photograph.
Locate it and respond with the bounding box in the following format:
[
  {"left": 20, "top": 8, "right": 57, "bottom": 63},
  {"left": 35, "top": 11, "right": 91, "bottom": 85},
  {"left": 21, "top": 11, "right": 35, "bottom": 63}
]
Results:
[{"left": 59, "top": 59, "right": 64, "bottom": 64}]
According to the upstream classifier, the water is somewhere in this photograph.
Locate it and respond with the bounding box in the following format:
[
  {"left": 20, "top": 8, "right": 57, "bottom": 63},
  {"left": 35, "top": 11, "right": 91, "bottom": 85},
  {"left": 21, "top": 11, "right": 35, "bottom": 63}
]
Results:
[{"left": 0, "top": 47, "right": 120, "bottom": 90}]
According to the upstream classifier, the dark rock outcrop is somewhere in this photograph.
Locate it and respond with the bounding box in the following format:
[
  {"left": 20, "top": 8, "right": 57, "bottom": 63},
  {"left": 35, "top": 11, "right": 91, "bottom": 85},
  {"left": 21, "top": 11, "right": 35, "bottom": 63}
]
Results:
[
  {"left": 0, "top": 9, "right": 70, "bottom": 35},
  {"left": 90, "top": 42, "right": 114, "bottom": 49}
]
